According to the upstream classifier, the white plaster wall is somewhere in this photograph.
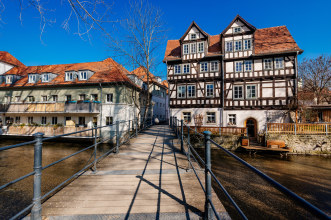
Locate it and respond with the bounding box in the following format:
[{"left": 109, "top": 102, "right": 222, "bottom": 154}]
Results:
[
  {"left": 223, "top": 110, "right": 287, "bottom": 133},
  {"left": 171, "top": 108, "right": 222, "bottom": 127}
]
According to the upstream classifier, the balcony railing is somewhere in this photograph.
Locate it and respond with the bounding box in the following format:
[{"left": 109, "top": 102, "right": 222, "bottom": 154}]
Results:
[{"left": 0, "top": 102, "right": 100, "bottom": 113}]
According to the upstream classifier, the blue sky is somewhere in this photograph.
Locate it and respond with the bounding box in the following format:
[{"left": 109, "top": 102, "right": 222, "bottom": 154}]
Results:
[{"left": 0, "top": 0, "right": 330, "bottom": 80}]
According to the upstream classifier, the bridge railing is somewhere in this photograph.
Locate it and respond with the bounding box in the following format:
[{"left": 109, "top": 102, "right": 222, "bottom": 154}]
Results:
[
  {"left": 0, "top": 118, "right": 153, "bottom": 220},
  {"left": 169, "top": 116, "right": 330, "bottom": 220}
]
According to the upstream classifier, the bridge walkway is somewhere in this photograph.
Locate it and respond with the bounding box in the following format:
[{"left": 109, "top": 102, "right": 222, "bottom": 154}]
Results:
[{"left": 41, "top": 125, "right": 228, "bottom": 219}]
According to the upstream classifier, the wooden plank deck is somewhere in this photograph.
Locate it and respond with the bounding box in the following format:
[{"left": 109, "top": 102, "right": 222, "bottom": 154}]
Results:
[{"left": 41, "top": 125, "right": 228, "bottom": 219}]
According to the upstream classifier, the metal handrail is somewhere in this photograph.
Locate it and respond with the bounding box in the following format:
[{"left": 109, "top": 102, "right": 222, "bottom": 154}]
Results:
[
  {"left": 209, "top": 139, "right": 330, "bottom": 220},
  {"left": 0, "top": 118, "right": 152, "bottom": 220},
  {"left": 169, "top": 116, "right": 330, "bottom": 220}
]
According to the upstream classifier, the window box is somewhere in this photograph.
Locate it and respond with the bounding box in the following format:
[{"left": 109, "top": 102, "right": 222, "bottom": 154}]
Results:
[
  {"left": 83, "top": 100, "right": 90, "bottom": 103},
  {"left": 93, "top": 101, "right": 101, "bottom": 104}
]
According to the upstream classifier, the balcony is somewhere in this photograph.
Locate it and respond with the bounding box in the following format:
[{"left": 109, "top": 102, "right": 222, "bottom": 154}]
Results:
[{"left": 0, "top": 102, "right": 100, "bottom": 114}]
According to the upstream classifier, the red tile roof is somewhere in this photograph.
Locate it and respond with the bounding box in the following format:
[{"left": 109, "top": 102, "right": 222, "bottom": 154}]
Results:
[
  {"left": 163, "top": 34, "right": 222, "bottom": 61},
  {"left": 163, "top": 21, "right": 302, "bottom": 61},
  {"left": 131, "top": 67, "right": 167, "bottom": 89},
  {"left": 0, "top": 51, "right": 25, "bottom": 67},
  {"left": 254, "top": 26, "right": 302, "bottom": 55},
  {"left": 0, "top": 58, "right": 139, "bottom": 89}
]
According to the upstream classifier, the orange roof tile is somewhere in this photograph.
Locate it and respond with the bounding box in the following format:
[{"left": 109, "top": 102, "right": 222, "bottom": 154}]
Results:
[
  {"left": 131, "top": 67, "right": 166, "bottom": 89},
  {"left": 0, "top": 51, "right": 25, "bottom": 67},
  {"left": 254, "top": 26, "right": 302, "bottom": 55},
  {"left": 0, "top": 58, "right": 139, "bottom": 89}
]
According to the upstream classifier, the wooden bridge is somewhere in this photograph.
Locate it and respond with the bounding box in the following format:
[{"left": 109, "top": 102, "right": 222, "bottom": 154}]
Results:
[{"left": 40, "top": 125, "right": 228, "bottom": 219}]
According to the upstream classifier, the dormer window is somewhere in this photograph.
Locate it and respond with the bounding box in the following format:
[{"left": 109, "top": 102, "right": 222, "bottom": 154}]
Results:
[
  {"left": 79, "top": 71, "right": 88, "bottom": 80},
  {"left": 28, "top": 74, "right": 37, "bottom": 83},
  {"left": 234, "top": 27, "right": 241, "bottom": 33},
  {"left": 42, "top": 73, "right": 49, "bottom": 82},
  {"left": 6, "top": 75, "right": 13, "bottom": 84},
  {"left": 65, "top": 72, "right": 75, "bottom": 81},
  {"left": 190, "top": 33, "right": 197, "bottom": 40}
]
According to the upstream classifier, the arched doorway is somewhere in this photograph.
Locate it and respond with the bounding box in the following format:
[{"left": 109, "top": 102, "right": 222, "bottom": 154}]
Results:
[{"left": 245, "top": 118, "right": 257, "bottom": 138}]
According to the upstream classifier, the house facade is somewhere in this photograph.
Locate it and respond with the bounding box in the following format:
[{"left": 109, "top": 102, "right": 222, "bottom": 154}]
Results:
[
  {"left": 0, "top": 51, "right": 142, "bottom": 137},
  {"left": 130, "top": 67, "right": 168, "bottom": 123},
  {"left": 164, "top": 15, "right": 303, "bottom": 137}
]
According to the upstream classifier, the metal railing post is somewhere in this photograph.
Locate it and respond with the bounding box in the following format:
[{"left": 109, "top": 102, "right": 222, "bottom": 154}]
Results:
[
  {"left": 128, "top": 120, "right": 131, "bottom": 141},
  {"left": 203, "top": 131, "right": 212, "bottom": 220},
  {"left": 326, "top": 124, "right": 328, "bottom": 135},
  {"left": 294, "top": 123, "right": 297, "bottom": 135},
  {"left": 187, "top": 126, "right": 191, "bottom": 170},
  {"left": 116, "top": 121, "right": 119, "bottom": 154},
  {"left": 93, "top": 127, "right": 98, "bottom": 173},
  {"left": 135, "top": 118, "right": 138, "bottom": 137},
  {"left": 174, "top": 117, "right": 177, "bottom": 137},
  {"left": 180, "top": 119, "right": 184, "bottom": 153},
  {"left": 31, "top": 132, "right": 44, "bottom": 220}
]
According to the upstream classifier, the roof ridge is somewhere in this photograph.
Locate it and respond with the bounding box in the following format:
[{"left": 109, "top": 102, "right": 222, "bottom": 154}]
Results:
[{"left": 257, "top": 25, "right": 287, "bottom": 30}]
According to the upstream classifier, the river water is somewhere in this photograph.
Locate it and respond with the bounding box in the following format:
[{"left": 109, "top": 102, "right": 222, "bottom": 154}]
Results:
[{"left": 0, "top": 140, "right": 330, "bottom": 219}]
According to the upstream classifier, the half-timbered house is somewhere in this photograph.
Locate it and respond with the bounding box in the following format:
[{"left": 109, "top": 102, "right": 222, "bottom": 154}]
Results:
[{"left": 164, "top": 15, "right": 303, "bottom": 138}]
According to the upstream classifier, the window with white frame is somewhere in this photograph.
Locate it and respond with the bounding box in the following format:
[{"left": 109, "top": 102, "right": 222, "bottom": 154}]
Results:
[
  {"left": 28, "top": 117, "right": 34, "bottom": 124},
  {"left": 210, "top": 61, "right": 219, "bottom": 71},
  {"left": 244, "top": 39, "right": 252, "bottom": 50},
  {"left": 206, "top": 84, "right": 214, "bottom": 97},
  {"left": 190, "top": 43, "right": 196, "bottom": 53},
  {"left": 275, "top": 57, "right": 284, "bottom": 69},
  {"left": 187, "top": 85, "right": 196, "bottom": 98},
  {"left": 177, "top": 85, "right": 186, "bottom": 98},
  {"left": 198, "top": 42, "right": 204, "bottom": 53},
  {"left": 234, "top": 41, "right": 242, "bottom": 51},
  {"left": 41, "top": 116, "right": 47, "bottom": 125},
  {"left": 91, "top": 94, "right": 98, "bottom": 101},
  {"left": 200, "top": 62, "right": 208, "bottom": 72},
  {"left": 183, "top": 112, "right": 191, "bottom": 123},
  {"left": 79, "top": 71, "right": 88, "bottom": 80},
  {"left": 79, "top": 94, "right": 86, "bottom": 101},
  {"left": 65, "top": 72, "right": 74, "bottom": 81},
  {"left": 15, "top": 116, "right": 20, "bottom": 124},
  {"left": 6, "top": 75, "right": 13, "bottom": 84},
  {"left": 52, "top": 117, "right": 58, "bottom": 125},
  {"left": 235, "top": 61, "right": 243, "bottom": 72},
  {"left": 246, "top": 85, "right": 257, "bottom": 99},
  {"left": 264, "top": 59, "right": 273, "bottom": 70},
  {"left": 42, "top": 73, "right": 49, "bottom": 82},
  {"left": 190, "top": 33, "right": 197, "bottom": 40},
  {"left": 106, "top": 116, "right": 113, "bottom": 125},
  {"left": 174, "top": 65, "right": 181, "bottom": 74},
  {"left": 244, "top": 60, "right": 252, "bottom": 71},
  {"left": 233, "top": 27, "right": 241, "bottom": 33},
  {"left": 52, "top": 95, "right": 58, "bottom": 102},
  {"left": 183, "top": 44, "right": 189, "bottom": 54},
  {"left": 28, "top": 96, "right": 35, "bottom": 102},
  {"left": 206, "top": 112, "right": 216, "bottom": 124},
  {"left": 183, "top": 64, "right": 190, "bottom": 74},
  {"left": 28, "top": 74, "right": 37, "bottom": 83},
  {"left": 226, "top": 41, "right": 233, "bottom": 52},
  {"left": 233, "top": 85, "right": 243, "bottom": 99},
  {"left": 228, "top": 114, "right": 236, "bottom": 126},
  {"left": 65, "top": 95, "right": 71, "bottom": 101}
]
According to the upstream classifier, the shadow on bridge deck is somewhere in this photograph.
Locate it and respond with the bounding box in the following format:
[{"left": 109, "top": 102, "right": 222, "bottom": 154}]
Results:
[{"left": 41, "top": 125, "right": 228, "bottom": 219}]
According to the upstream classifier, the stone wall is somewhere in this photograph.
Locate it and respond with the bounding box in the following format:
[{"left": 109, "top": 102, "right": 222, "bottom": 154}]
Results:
[{"left": 268, "top": 134, "right": 331, "bottom": 154}]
